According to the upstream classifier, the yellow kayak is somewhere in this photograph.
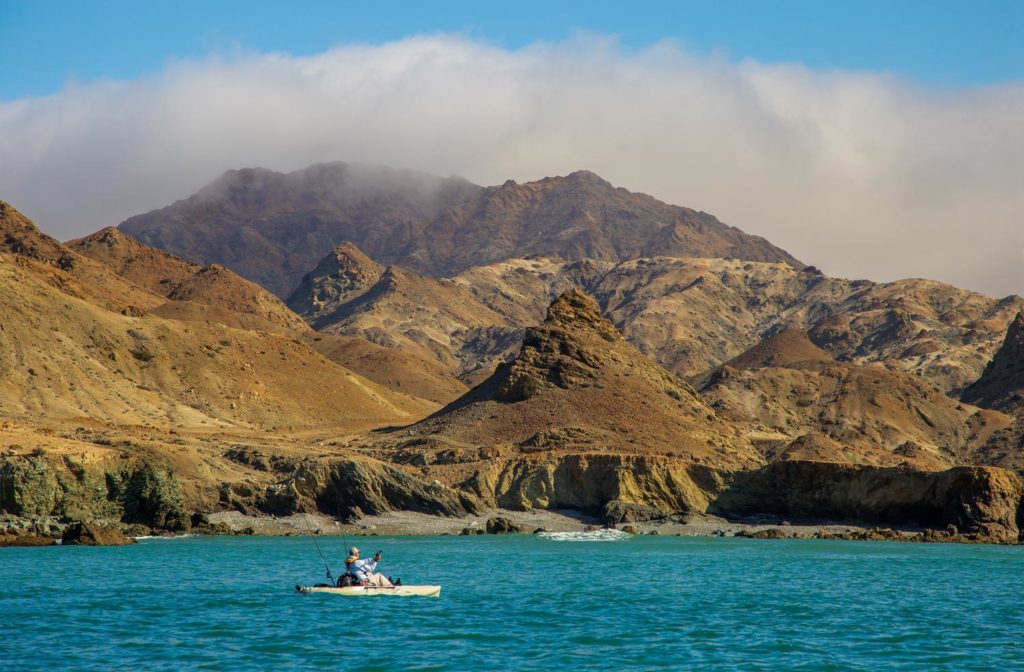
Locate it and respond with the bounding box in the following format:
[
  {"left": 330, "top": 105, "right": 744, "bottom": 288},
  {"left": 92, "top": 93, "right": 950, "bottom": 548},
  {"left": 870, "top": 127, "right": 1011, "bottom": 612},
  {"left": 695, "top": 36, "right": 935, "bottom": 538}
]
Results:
[{"left": 296, "top": 584, "right": 441, "bottom": 597}]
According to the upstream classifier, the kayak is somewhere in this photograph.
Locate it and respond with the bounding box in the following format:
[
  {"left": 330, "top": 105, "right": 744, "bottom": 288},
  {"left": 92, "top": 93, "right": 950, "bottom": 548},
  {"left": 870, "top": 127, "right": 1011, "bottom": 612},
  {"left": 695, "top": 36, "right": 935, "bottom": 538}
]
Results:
[{"left": 296, "top": 584, "right": 441, "bottom": 597}]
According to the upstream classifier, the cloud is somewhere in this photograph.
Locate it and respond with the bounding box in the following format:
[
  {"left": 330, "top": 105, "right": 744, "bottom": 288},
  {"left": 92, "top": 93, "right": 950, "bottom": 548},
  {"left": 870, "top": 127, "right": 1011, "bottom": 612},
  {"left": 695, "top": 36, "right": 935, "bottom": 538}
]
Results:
[{"left": 1, "top": 35, "right": 1022, "bottom": 296}]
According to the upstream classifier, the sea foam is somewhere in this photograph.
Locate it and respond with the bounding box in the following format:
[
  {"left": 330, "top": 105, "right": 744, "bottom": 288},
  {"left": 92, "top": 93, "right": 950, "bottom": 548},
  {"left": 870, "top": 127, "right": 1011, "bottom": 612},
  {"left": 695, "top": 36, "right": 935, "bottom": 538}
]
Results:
[{"left": 537, "top": 529, "right": 631, "bottom": 542}]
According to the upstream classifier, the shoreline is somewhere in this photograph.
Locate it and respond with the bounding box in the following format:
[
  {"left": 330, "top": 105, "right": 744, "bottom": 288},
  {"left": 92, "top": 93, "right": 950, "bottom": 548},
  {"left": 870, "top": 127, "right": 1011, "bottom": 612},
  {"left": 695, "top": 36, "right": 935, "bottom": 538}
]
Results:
[
  {"left": 202, "top": 509, "right": 972, "bottom": 544},
  {"left": 4, "top": 508, "right": 1015, "bottom": 546}
]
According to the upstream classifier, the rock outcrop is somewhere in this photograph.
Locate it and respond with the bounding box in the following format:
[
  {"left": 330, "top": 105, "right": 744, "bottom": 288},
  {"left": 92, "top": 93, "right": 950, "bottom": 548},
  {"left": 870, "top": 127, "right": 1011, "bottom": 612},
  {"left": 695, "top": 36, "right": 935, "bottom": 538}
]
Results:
[
  {"left": 0, "top": 451, "right": 190, "bottom": 531},
  {"left": 272, "top": 455, "right": 479, "bottom": 522},
  {"left": 61, "top": 521, "right": 136, "bottom": 546},
  {"left": 0, "top": 532, "right": 56, "bottom": 547},
  {"left": 285, "top": 242, "right": 384, "bottom": 322},
  {"left": 713, "top": 461, "right": 1024, "bottom": 543},
  {"left": 485, "top": 517, "right": 522, "bottom": 534}
]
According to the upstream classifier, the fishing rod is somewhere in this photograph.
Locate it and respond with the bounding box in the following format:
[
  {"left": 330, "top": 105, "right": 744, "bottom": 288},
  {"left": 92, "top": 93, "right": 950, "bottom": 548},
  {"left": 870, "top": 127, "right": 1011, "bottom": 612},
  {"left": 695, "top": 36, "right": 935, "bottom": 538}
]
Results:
[{"left": 302, "top": 515, "right": 335, "bottom": 586}]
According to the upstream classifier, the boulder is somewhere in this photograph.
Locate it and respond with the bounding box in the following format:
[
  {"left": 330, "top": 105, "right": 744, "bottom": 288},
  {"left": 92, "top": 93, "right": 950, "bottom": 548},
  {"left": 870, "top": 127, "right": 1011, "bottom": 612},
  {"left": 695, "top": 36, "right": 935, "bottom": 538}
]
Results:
[
  {"left": 61, "top": 522, "right": 136, "bottom": 546},
  {"left": 485, "top": 517, "right": 522, "bottom": 534},
  {"left": 735, "top": 528, "right": 789, "bottom": 540},
  {"left": 0, "top": 532, "right": 56, "bottom": 547},
  {"left": 603, "top": 500, "right": 672, "bottom": 525}
]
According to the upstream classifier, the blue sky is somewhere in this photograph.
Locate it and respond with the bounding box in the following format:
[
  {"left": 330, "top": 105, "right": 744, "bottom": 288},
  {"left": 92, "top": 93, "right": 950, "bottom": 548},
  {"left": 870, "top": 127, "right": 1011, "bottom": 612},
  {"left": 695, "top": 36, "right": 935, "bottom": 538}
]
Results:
[
  {"left": 1, "top": 1, "right": 1021, "bottom": 295},
  {"left": 1, "top": 0, "right": 1021, "bottom": 99}
]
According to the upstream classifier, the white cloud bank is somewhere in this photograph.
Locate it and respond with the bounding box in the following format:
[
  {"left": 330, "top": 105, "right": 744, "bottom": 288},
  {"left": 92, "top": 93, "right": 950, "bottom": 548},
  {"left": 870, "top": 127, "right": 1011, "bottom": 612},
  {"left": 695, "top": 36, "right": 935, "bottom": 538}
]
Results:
[{"left": 1, "top": 35, "right": 1022, "bottom": 296}]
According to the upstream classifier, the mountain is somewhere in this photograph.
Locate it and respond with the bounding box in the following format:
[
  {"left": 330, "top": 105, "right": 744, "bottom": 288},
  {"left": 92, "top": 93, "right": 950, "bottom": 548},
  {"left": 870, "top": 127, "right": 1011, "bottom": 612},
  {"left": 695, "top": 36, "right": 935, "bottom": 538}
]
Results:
[
  {"left": 961, "top": 314, "right": 1024, "bottom": 472},
  {"left": 118, "top": 162, "right": 801, "bottom": 298},
  {"left": 390, "top": 289, "right": 758, "bottom": 466},
  {"left": 285, "top": 241, "right": 384, "bottom": 322},
  {"left": 0, "top": 201, "right": 433, "bottom": 430},
  {"left": 962, "top": 313, "right": 1024, "bottom": 413},
  {"left": 298, "top": 261, "right": 521, "bottom": 382},
  {"left": 289, "top": 252, "right": 1023, "bottom": 396},
  {"left": 68, "top": 227, "right": 309, "bottom": 334},
  {"left": 698, "top": 329, "right": 1011, "bottom": 468}
]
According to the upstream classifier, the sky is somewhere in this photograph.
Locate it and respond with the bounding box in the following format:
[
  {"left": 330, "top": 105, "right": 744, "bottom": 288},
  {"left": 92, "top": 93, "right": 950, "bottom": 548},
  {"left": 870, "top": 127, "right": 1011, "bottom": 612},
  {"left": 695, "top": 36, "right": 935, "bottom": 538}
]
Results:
[{"left": 0, "top": 1, "right": 1022, "bottom": 295}]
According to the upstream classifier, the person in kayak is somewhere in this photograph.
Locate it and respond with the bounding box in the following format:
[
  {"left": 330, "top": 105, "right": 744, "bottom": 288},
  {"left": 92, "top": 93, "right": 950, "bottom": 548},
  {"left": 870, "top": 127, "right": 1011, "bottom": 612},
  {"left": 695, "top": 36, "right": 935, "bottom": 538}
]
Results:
[{"left": 344, "top": 547, "right": 393, "bottom": 587}]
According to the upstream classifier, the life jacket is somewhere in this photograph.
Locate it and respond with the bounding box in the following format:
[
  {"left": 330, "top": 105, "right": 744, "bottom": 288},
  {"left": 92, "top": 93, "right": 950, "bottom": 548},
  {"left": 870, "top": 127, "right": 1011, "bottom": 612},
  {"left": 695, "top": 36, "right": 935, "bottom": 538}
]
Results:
[{"left": 345, "top": 555, "right": 358, "bottom": 575}]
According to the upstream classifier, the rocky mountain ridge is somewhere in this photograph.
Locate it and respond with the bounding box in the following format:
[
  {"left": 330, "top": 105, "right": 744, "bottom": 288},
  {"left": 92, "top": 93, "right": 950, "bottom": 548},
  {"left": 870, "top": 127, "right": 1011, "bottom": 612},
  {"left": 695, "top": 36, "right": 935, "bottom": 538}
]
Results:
[
  {"left": 118, "top": 162, "right": 801, "bottom": 297},
  {"left": 287, "top": 246, "right": 1023, "bottom": 398}
]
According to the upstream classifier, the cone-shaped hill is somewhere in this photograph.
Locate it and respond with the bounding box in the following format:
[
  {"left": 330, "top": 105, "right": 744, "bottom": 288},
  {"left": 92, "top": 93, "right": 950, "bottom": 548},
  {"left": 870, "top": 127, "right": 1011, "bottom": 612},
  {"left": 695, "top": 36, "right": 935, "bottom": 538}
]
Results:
[
  {"left": 722, "top": 326, "right": 833, "bottom": 370},
  {"left": 400, "top": 289, "right": 759, "bottom": 468},
  {"left": 285, "top": 241, "right": 384, "bottom": 322}
]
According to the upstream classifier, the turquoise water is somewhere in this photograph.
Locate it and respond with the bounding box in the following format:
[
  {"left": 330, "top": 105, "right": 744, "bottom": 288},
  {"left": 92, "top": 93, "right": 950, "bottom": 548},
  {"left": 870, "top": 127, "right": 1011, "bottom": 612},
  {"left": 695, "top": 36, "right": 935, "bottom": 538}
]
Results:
[{"left": 2, "top": 534, "right": 1023, "bottom": 671}]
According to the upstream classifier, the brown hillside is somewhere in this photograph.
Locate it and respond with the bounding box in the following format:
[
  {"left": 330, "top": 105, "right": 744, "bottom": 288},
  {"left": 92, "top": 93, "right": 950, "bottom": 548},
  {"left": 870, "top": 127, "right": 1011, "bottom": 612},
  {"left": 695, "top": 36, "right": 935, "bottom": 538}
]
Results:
[
  {"left": 68, "top": 227, "right": 308, "bottom": 334},
  {"left": 1, "top": 202, "right": 163, "bottom": 314},
  {"left": 311, "top": 334, "right": 469, "bottom": 405},
  {"left": 118, "top": 162, "right": 801, "bottom": 297},
  {"left": 396, "top": 289, "right": 759, "bottom": 468},
  {"left": 308, "top": 264, "right": 520, "bottom": 380},
  {"left": 700, "top": 337, "right": 1010, "bottom": 467},
  {"left": 0, "top": 203, "right": 433, "bottom": 430}
]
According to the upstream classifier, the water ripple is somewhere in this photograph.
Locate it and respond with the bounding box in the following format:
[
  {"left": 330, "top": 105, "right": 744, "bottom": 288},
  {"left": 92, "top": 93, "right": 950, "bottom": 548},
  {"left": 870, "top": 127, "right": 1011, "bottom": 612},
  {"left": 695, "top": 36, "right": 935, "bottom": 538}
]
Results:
[{"left": 2, "top": 536, "right": 1024, "bottom": 670}]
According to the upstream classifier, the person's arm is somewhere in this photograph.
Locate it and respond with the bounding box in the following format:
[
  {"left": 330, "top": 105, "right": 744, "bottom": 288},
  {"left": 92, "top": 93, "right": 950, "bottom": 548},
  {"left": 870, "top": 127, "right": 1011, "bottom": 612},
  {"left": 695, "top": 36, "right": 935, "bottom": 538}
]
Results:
[{"left": 353, "top": 557, "right": 378, "bottom": 572}]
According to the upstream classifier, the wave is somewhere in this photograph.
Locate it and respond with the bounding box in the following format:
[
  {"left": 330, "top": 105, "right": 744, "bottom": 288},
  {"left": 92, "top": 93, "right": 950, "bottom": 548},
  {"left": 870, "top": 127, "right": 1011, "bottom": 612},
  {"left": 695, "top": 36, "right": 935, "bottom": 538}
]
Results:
[
  {"left": 132, "top": 534, "right": 196, "bottom": 541},
  {"left": 537, "top": 529, "right": 631, "bottom": 542}
]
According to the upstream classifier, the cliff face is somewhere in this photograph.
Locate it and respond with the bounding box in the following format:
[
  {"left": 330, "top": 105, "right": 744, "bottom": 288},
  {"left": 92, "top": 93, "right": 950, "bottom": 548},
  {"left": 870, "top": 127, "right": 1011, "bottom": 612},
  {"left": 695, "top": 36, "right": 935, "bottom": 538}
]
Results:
[
  {"left": 713, "top": 461, "right": 1024, "bottom": 543},
  {"left": 118, "top": 162, "right": 800, "bottom": 297},
  {"left": 0, "top": 451, "right": 189, "bottom": 531}
]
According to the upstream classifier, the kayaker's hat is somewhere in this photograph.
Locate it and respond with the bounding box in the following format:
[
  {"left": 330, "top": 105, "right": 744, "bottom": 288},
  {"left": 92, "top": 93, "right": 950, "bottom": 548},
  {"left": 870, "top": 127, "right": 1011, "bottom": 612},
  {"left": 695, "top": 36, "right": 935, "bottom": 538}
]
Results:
[{"left": 349, "top": 547, "right": 359, "bottom": 555}]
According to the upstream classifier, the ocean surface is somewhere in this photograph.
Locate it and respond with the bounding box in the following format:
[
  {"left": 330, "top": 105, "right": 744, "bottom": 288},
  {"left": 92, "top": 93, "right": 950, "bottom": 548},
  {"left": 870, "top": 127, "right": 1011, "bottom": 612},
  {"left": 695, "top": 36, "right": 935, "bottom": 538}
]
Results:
[{"left": 3, "top": 533, "right": 1023, "bottom": 671}]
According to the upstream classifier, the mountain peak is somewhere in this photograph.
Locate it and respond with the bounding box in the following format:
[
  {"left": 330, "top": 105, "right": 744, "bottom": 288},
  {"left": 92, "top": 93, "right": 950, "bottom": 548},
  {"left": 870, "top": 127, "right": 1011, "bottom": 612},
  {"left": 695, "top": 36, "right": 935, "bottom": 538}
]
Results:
[
  {"left": 495, "top": 290, "right": 646, "bottom": 401},
  {"left": 1, "top": 200, "right": 77, "bottom": 270},
  {"left": 563, "top": 169, "right": 610, "bottom": 186},
  {"left": 725, "top": 327, "right": 833, "bottom": 371},
  {"left": 543, "top": 288, "right": 620, "bottom": 340},
  {"left": 285, "top": 241, "right": 384, "bottom": 320},
  {"left": 119, "top": 161, "right": 801, "bottom": 297}
]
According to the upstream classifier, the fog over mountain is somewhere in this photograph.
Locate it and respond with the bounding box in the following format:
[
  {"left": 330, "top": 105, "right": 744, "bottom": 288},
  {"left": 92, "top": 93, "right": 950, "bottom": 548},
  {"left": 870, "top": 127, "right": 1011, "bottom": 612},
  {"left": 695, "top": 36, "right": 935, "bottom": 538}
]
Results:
[{"left": 1, "top": 35, "right": 1022, "bottom": 295}]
